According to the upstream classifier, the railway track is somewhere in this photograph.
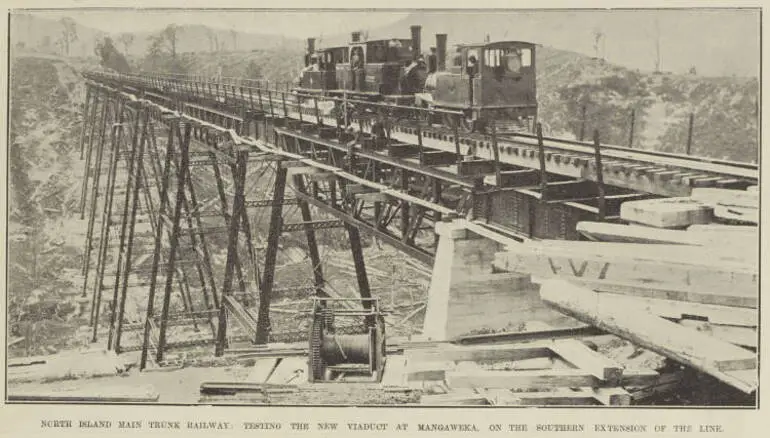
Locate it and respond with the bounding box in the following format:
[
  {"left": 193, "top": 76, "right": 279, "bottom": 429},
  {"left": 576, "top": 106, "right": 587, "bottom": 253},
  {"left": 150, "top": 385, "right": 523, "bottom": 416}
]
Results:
[{"left": 85, "top": 71, "right": 758, "bottom": 196}]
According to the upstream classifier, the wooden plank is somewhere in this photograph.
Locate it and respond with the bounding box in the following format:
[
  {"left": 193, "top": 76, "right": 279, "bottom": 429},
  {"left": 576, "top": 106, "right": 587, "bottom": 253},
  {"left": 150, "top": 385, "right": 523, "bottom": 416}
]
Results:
[
  {"left": 265, "top": 357, "right": 307, "bottom": 384},
  {"left": 576, "top": 221, "right": 755, "bottom": 249},
  {"left": 380, "top": 355, "right": 408, "bottom": 388},
  {"left": 690, "top": 188, "right": 758, "bottom": 209},
  {"left": 494, "top": 389, "right": 605, "bottom": 406},
  {"left": 406, "top": 360, "right": 456, "bottom": 382},
  {"left": 592, "top": 387, "right": 632, "bottom": 406},
  {"left": 687, "top": 224, "right": 757, "bottom": 236},
  {"left": 457, "top": 159, "right": 496, "bottom": 176},
  {"left": 540, "top": 280, "right": 757, "bottom": 393},
  {"left": 569, "top": 291, "right": 757, "bottom": 326},
  {"left": 420, "top": 389, "right": 489, "bottom": 405},
  {"left": 677, "top": 320, "right": 757, "bottom": 349},
  {"left": 446, "top": 368, "right": 600, "bottom": 390},
  {"left": 714, "top": 205, "right": 758, "bottom": 225},
  {"left": 245, "top": 357, "right": 280, "bottom": 383},
  {"left": 355, "top": 191, "right": 390, "bottom": 203},
  {"left": 405, "top": 342, "right": 553, "bottom": 363},
  {"left": 566, "top": 278, "right": 757, "bottom": 309},
  {"left": 476, "top": 388, "right": 520, "bottom": 405},
  {"left": 495, "top": 241, "right": 757, "bottom": 297},
  {"left": 550, "top": 339, "right": 623, "bottom": 384},
  {"left": 8, "top": 384, "right": 159, "bottom": 402},
  {"left": 620, "top": 197, "right": 712, "bottom": 228},
  {"left": 627, "top": 370, "right": 685, "bottom": 402}
]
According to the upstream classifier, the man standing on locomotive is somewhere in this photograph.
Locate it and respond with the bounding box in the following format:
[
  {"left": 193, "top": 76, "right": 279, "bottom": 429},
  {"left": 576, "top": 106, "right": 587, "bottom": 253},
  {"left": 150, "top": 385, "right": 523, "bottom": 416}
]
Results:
[{"left": 350, "top": 48, "right": 363, "bottom": 91}]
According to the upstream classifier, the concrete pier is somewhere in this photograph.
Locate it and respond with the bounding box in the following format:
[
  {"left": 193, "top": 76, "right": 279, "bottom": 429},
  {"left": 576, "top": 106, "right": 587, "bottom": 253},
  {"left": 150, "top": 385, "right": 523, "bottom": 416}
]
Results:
[{"left": 422, "top": 220, "right": 571, "bottom": 340}]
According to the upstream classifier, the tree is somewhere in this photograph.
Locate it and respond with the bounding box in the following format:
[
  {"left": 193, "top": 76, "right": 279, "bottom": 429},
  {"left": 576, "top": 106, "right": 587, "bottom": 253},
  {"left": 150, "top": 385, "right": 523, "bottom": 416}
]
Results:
[
  {"left": 230, "top": 29, "right": 238, "bottom": 51},
  {"left": 161, "top": 24, "right": 179, "bottom": 58},
  {"left": 94, "top": 37, "right": 131, "bottom": 73},
  {"left": 59, "top": 17, "right": 78, "bottom": 56},
  {"left": 592, "top": 28, "right": 604, "bottom": 60},
  {"left": 142, "top": 25, "right": 191, "bottom": 74},
  {"left": 118, "top": 34, "right": 135, "bottom": 55}
]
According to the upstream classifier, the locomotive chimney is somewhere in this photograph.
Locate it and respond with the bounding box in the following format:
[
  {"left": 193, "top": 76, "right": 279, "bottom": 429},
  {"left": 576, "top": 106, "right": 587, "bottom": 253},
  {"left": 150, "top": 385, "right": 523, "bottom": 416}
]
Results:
[
  {"left": 435, "top": 33, "right": 447, "bottom": 70},
  {"left": 307, "top": 38, "right": 316, "bottom": 54},
  {"left": 351, "top": 31, "right": 361, "bottom": 43},
  {"left": 410, "top": 25, "right": 422, "bottom": 59}
]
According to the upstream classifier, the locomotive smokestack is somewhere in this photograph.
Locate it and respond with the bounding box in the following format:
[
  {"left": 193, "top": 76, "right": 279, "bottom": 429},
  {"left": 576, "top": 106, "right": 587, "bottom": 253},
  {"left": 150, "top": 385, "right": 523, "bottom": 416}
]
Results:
[
  {"left": 435, "top": 33, "right": 447, "bottom": 70},
  {"left": 307, "top": 38, "right": 316, "bottom": 54},
  {"left": 351, "top": 31, "right": 361, "bottom": 43},
  {"left": 410, "top": 25, "right": 422, "bottom": 59}
]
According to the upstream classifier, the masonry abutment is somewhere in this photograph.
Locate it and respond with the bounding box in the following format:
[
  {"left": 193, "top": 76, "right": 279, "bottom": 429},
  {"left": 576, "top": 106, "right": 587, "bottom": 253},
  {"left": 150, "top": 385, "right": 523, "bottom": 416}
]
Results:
[{"left": 422, "top": 220, "right": 568, "bottom": 340}]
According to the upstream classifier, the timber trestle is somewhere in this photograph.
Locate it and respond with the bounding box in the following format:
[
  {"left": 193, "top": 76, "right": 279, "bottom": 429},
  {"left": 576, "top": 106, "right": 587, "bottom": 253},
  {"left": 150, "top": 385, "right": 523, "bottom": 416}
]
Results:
[{"left": 77, "top": 70, "right": 758, "bottom": 368}]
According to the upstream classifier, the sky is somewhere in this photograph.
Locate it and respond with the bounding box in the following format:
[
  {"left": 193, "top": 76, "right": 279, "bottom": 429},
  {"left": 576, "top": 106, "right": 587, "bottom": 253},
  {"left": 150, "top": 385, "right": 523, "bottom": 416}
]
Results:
[
  {"left": 16, "top": 8, "right": 760, "bottom": 77},
  {"left": 22, "top": 9, "right": 410, "bottom": 38}
]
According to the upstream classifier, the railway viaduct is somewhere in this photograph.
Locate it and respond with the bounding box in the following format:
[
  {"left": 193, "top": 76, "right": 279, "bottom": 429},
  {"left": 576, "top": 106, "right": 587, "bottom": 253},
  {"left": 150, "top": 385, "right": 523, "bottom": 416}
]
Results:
[{"left": 75, "top": 70, "right": 758, "bottom": 375}]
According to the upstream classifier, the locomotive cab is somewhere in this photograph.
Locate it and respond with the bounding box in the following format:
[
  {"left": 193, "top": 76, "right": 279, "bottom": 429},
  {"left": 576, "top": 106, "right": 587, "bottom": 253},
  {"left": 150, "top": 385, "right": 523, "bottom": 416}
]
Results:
[
  {"left": 334, "top": 26, "right": 427, "bottom": 103},
  {"left": 424, "top": 41, "right": 538, "bottom": 132},
  {"left": 298, "top": 47, "right": 348, "bottom": 94}
]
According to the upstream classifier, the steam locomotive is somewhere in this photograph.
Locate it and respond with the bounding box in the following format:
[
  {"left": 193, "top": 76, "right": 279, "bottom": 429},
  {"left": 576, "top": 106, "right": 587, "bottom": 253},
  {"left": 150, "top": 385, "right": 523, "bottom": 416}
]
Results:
[{"left": 295, "top": 25, "right": 538, "bottom": 133}]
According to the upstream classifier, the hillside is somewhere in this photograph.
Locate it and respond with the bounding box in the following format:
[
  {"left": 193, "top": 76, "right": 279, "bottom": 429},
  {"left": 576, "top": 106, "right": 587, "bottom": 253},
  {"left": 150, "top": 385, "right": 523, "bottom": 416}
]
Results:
[
  {"left": 10, "top": 13, "right": 303, "bottom": 60},
  {"left": 8, "top": 55, "right": 94, "bottom": 356},
  {"left": 323, "top": 10, "right": 758, "bottom": 77},
  {"left": 537, "top": 47, "right": 758, "bottom": 162}
]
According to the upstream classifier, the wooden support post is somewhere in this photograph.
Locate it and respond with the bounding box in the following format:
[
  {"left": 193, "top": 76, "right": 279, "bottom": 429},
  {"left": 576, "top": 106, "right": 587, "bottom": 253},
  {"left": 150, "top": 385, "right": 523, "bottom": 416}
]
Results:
[
  {"left": 433, "top": 179, "right": 442, "bottom": 245},
  {"left": 628, "top": 108, "right": 636, "bottom": 148},
  {"left": 453, "top": 122, "right": 462, "bottom": 163},
  {"left": 593, "top": 130, "right": 606, "bottom": 220},
  {"left": 81, "top": 97, "right": 109, "bottom": 286},
  {"left": 490, "top": 121, "right": 502, "bottom": 187},
  {"left": 154, "top": 122, "right": 192, "bottom": 363},
  {"left": 400, "top": 169, "right": 410, "bottom": 242},
  {"left": 255, "top": 162, "right": 288, "bottom": 344},
  {"left": 536, "top": 123, "right": 548, "bottom": 200},
  {"left": 107, "top": 109, "right": 143, "bottom": 350},
  {"left": 78, "top": 87, "right": 95, "bottom": 214},
  {"left": 209, "top": 140, "right": 247, "bottom": 294},
  {"left": 347, "top": 224, "right": 373, "bottom": 316},
  {"left": 314, "top": 96, "right": 322, "bottom": 126},
  {"left": 294, "top": 176, "right": 325, "bottom": 296},
  {"left": 112, "top": 110, "right": 150, "bottom": 353},
  {"left": 417, "top": 123, "right": 424, "bottom": 164},
  {"left": 215, "top": 150, "right": 249, "bottom": 355},
  {"left": 90, "top": 101, "right": 125, "bottom": 339}
]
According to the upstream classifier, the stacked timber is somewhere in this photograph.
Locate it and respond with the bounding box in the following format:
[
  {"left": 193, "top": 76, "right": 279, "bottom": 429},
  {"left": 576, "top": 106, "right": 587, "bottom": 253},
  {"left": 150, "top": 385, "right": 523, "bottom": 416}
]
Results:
[
  {"left": 493, "top": 187, "right": 758, "bottom": 396},
  {"left": 397, "top": 339, "right": 669, "bottom": 406},
  {"left": 619, "top": 187, "right": 758, "bottom": 227}
]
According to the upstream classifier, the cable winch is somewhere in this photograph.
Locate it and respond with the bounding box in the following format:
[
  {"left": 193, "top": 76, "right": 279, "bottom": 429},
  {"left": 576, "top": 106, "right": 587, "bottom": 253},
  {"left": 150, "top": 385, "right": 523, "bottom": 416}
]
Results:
[{"left": 307, "top": 297, "right": 386, "bottom": 383}]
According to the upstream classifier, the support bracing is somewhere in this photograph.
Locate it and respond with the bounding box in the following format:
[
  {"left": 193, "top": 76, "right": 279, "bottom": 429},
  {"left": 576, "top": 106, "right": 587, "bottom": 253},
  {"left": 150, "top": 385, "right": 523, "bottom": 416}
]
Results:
[{"left": 255, "top": 162, "right": 288, "bottom": 344}]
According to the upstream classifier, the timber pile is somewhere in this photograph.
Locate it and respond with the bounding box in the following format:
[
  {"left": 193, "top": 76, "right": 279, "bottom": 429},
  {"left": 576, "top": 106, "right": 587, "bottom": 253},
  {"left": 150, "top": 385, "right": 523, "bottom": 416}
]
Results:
[
  {"left": 390, "top": 340, "right": 677, "bottom": 406},
  {"left": 7, "top": 349, "right": 130, "bottom": 384},
  {"left": 494, "top": 185, "right": 757, "bottom": 396}
]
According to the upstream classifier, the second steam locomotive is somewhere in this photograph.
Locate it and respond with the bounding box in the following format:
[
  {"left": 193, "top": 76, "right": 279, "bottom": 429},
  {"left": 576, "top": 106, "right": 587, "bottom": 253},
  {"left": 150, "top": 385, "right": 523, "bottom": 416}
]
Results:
[{"left": 295, "top": 25, "right": 538, "bottom": 133}]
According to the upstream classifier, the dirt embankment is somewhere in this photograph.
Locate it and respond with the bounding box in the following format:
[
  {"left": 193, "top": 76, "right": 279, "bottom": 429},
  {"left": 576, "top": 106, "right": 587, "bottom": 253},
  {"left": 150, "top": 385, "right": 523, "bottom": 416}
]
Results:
[{"left": 8, "top": 55, "right": 93, "bottom": 357}]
